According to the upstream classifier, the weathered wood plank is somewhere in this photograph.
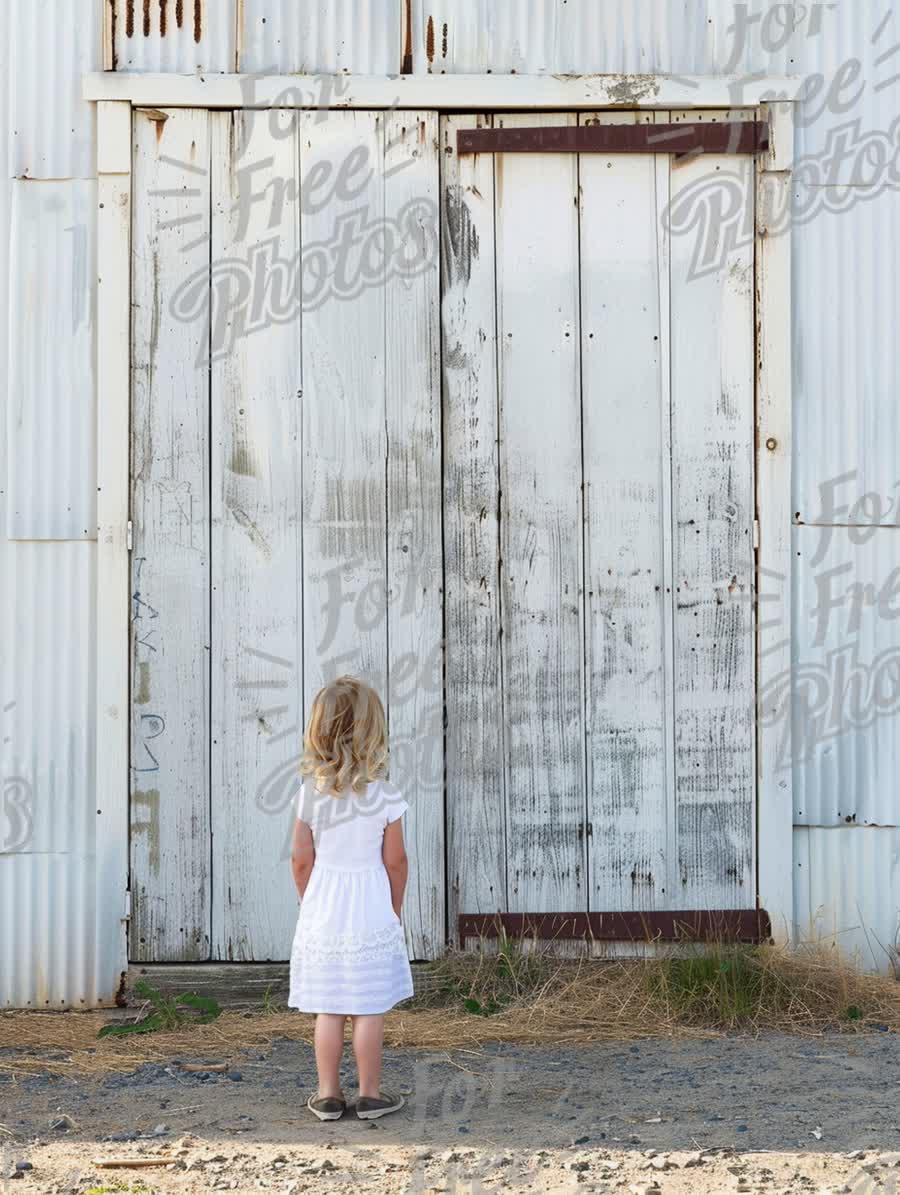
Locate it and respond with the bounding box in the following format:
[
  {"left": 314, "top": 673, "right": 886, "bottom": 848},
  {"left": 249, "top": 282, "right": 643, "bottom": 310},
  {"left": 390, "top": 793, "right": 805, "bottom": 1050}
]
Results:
[
  {"left": 668, "top": 112, "right": 756, "bottom": 908},
  {"left": 209, "top": 111, "right": 303, "bottom": 962},
  {"left": 441, "top": 113, "right": 506, "bottom": 934},
  {"left": 494, "top": 112, "right": 585, "bottom": 913},
  {"left": 131, "top": 108, "right": 211, "bottom": 960},
  {"left": 298, "top": 109, "right": 388, "bottom": 725},
  {"left": 579, "top": 111, "right": 672, "bottom": 913},
  {"left": 384, "top": 111, "right": 444, "bottom": 959}
]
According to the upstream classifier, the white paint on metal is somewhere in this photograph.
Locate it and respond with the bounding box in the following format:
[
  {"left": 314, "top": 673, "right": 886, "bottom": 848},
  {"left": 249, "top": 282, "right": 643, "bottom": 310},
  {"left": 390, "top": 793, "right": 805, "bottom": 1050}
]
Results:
[
  {"left": 792, "top": 523, "right": 900, "bottom": 830},
  {"left": 239, "top": 0, "right": 401, "bottom": 72},
  {"left": 794, "top": 825, "right": 900, "bottom": 975},
  {"left": 10, "top": 0, "right": 99, "bottom": 178},
  {"left": 7, "top": 180, "right": 97, "bottom": 541}
]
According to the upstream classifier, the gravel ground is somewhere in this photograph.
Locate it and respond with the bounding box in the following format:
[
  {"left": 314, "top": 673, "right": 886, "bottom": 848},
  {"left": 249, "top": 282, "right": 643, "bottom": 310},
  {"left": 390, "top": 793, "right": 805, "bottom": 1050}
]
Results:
[{"left": 1, "top": 1032, "right": 899, "bottom": 1193}]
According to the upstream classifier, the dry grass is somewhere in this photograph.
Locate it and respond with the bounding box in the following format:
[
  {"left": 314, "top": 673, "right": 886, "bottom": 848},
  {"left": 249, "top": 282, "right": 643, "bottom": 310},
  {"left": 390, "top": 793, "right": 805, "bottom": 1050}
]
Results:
[{"left": 1, "top": 941, "right": 898, "bottom": 1078}]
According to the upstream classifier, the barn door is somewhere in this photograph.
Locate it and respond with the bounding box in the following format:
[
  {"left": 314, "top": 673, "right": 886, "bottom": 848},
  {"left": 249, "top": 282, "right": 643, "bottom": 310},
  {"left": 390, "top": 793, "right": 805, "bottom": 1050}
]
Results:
[
  {"left": 443, "top": 111, "right": 756, "bottom": 927},
  {"left": 130, "top": 107, "right": 443, "bottom": 962}
]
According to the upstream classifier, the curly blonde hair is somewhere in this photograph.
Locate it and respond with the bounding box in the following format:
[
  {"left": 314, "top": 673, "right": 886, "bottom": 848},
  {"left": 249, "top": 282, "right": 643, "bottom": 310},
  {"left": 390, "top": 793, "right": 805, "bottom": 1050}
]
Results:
[{"left": 300, "top": 675, "right": 388, "bottom": 795}]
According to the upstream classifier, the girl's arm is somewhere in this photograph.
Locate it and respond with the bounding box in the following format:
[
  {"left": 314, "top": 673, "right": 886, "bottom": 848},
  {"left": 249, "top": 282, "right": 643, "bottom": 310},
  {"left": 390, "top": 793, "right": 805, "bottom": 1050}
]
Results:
[
  {"left": 291, "top": 819, "right": 316, "bottom": 898},
  {"left": 382, "top": 819, "right": 408, "bottom": 918}
]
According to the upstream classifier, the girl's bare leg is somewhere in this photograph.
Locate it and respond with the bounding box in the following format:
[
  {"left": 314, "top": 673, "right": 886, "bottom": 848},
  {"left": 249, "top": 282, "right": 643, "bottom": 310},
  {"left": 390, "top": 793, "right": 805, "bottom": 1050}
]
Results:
[
  {"left": 314, "top": 1014, "right": 346, "bottom": 1098},
  {"left": 350, "top": 1014, "right": 385, "bottom": 1098}
]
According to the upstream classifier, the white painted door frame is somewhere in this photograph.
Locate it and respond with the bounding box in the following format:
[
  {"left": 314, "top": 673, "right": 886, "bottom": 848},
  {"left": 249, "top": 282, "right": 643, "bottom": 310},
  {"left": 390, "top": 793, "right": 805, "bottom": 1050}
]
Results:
[{"left": 90, "top": 74, "right": 797, "bottom": 989}]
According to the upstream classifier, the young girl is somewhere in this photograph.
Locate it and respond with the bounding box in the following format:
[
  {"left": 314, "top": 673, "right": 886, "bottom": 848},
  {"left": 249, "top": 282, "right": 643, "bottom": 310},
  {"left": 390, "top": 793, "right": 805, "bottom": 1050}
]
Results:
[{"left": 288, "top": 675, "right": 414, "bottom": 1121}]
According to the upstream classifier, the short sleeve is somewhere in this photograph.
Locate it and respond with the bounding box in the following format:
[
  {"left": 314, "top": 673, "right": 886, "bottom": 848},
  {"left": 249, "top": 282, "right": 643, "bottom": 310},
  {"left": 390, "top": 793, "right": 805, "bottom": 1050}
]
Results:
[
  {"left": 384, "top": 792, "right": 409, "bottom": 825},
  {"left": 294, "top": 779, "right": 317, "bottom": 825}
]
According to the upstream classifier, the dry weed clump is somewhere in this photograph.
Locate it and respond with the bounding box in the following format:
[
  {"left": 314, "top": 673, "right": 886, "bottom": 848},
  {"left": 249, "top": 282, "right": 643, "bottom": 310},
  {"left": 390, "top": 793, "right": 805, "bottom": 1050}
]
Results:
[{"left": 0, "top": 940, "right": 897, "bottom": 1077}]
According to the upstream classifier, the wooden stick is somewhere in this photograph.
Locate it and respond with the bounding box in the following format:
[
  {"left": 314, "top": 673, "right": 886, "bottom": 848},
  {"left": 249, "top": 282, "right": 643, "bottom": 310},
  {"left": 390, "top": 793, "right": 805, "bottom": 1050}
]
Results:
[{"left": 92, "top": 1157, "right": 175, "bottom": 1169}]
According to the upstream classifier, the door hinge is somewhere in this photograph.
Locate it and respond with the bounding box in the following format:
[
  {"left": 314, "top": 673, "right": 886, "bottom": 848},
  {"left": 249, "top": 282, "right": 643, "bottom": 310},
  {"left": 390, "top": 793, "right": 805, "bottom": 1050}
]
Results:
[
  {"left": 123, "top": 889, "right": 132, "bottom": 921},
  {"left": 752, "top": 518, "right": 760, "bottom": 551},
  {"left": 126, "top": 520, "right": 133, "bottom": 551}
]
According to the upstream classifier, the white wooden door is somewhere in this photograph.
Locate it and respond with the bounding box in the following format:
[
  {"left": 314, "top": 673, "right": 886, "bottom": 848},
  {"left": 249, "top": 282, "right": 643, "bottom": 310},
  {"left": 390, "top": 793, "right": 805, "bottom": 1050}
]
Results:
[
  {"left": 443, "top": 111, "right": 756, "bottom": 925},
  {"left": 130, "top": 107, "right": 443, "bottom": 962}
]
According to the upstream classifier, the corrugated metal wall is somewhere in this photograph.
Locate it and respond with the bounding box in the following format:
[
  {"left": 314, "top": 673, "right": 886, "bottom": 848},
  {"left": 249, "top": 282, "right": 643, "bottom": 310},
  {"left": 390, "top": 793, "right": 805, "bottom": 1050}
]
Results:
[{"left": 2, "top": 0, "right": 899, "bottom": 1004}]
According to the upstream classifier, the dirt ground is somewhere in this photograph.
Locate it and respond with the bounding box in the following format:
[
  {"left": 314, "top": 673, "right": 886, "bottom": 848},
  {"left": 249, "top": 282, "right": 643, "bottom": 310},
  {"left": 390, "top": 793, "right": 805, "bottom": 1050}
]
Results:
[{"left": 1, "top": 1031, "right": 899, "bottom": 1194}]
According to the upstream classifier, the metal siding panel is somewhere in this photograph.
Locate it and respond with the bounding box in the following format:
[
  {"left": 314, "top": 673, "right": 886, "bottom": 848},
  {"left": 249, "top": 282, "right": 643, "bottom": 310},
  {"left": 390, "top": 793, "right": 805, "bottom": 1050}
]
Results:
[
  {"left": 112, "top": 0, "right": 236, "bottom": 72},
  {"left": 791, "top": 524, "right": 900, "bottom": 828},
  {"left": 239, "top": 0, "right": 401, "bottom": 73},
  {"left": 10, "top": 0, "right": 99, "bottom": 179},
  {"left": 794, "top": 826, "right": 900, "bottom": 974},
  {"left": 0, "top": 543, "right": 99, "bottom": 1007},
  {"left": 7, "top": 181, "right": 97, "bottom": 541},
  {"left": 792, "top": 191, "right": 900, "bottom": 523}
]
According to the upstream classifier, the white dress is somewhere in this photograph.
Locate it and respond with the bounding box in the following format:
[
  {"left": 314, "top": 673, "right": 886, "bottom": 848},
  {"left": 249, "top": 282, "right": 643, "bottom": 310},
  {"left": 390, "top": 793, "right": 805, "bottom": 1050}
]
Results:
[{"left": 288, "top": 778, "right": 414, "bottom": 1015}]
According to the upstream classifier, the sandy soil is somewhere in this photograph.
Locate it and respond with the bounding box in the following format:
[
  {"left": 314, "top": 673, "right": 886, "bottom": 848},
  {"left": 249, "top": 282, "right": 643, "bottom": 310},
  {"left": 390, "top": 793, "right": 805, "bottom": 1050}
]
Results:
[{"left": 1, "top": 1031, "right": 898, "bottom": 1193}]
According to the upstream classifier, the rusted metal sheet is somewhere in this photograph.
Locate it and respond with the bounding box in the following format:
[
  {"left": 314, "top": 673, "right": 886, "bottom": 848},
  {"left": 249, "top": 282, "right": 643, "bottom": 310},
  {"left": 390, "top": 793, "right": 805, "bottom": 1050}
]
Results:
[
  {"left": 457, "top": 121, "right": 768, "bottom": 155},
  {"left": 7, "top": 181, "right": 96, "bottom": 540},
  {"left": 10, "top": 0, "right": 99, "bottom": 178},
  {"left": 238, "top": 0, "right": 401, "bottom": 72},
  {"left": 459, "top": 910, "right": 772, "bottom": 944},
  {"left": 110, "top": 0, "right": 235, "bottom": 72}
]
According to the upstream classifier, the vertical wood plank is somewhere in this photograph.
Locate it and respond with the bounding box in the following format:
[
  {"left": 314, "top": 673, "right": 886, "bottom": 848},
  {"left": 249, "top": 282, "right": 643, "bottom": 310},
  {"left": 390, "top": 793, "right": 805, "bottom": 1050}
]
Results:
[
  {"left": 495, "top": 112, "right": 585, "bottom": 914},
  {"left": 210, "top": 111, "right": 303, "bottom": 961},
  {"left": 131, "top": 108, "right": 211, "bottom": 961},
  {"left": 756, "top": 145, "right": 793, "bottom": 940},
  {"left": 299, "top": 111, "right": 388, "bottom": 731},
  {"left": 441, "top": 114, "right": 506, "bottom": 932},
  {"left": 579, "top": 111, "right": 672, "bottom": 912},
  {"left": 96, "top": 101, "right": 131, "bottom": 994},
  {"left": 668, "top": 112, "right": 756, "bottom": 909},
  {"left": 384, "top": 111, "right": 444, "bottom": 958}
]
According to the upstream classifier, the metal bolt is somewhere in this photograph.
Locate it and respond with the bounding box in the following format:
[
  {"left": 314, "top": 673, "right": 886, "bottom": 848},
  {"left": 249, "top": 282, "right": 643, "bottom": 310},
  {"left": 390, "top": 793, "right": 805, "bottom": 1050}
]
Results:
[{"left": 765, "top": 436, "right": 777, "bottom": 451}]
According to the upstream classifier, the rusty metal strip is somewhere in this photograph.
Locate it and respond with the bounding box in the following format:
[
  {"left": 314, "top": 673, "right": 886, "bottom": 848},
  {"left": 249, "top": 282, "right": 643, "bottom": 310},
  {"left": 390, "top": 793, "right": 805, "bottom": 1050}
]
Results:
[
  {"left": 456, "top": 122, "right": 769, "bottom": 157},
  {"left": 458, "top": 910, "right": 772, "bottom": 943}
]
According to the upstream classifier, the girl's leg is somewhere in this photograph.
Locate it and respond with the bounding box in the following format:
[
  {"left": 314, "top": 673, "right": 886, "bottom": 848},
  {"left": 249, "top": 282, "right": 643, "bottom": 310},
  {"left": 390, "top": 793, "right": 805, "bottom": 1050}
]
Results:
[
  {"left": 314, "top": 1013, "right": 346, "bottom": 1098},
  {"left": 350, "top": 1014, "right": 385, "bottom": 1098}
]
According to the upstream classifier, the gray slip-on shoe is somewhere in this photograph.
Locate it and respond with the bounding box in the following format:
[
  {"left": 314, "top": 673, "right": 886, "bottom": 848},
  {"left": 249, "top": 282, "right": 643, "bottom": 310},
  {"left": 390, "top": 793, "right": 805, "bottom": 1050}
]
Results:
[
  {"left": 307, "top": 1093, "right": 346, "bottom": 1121},
  {"left": 355, "top": 1092, "right": 405, "bottom": 1120}
]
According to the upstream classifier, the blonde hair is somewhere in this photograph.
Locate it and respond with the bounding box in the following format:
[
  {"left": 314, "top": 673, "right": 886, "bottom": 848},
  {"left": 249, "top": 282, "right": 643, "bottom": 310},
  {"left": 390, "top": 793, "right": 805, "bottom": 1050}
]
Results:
[{"left": 300, "top": 675, "right": 388, "bottom": 796}]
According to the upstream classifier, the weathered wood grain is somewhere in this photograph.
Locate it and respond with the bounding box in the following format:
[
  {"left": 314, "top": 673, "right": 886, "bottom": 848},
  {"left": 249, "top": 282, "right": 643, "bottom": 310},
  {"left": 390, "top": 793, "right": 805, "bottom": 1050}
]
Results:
[
  {"left": 579, "top": 111, "right": 672, "bottom": 912},
  {"left": 668, "top": 111, "right": 756, "bottom": 908},
  {"left": 384, "top": 111, "right": 444, "bottom": 958},
  {"left": 299, "top": 110, "right": 388, "bottom": 699},
  {"left": 441, "top": 113, "right": 506, "bottom": 934},
  {"left": 209, "top": 111, "right": 304, "bottom": 962},
  {"left": 494, "top": 112, "right": 586, "bottom": 913},
  {"left": 131, "top": 108, "right": 211, "bottom": 960}
]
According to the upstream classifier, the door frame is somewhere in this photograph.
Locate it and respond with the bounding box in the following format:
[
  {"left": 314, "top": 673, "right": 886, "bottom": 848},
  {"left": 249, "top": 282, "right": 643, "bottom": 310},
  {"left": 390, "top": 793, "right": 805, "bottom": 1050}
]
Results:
[{"left": 89, "top": 73, "right": 798, "bottom": 984}]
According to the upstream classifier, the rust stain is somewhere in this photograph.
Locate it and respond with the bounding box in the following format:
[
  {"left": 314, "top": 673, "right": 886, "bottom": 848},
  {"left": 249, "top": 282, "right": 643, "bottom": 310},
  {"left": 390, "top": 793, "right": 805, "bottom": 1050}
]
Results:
[
  {"left": 426, "top": 14, "right": 435, "bottom": 67},
  {"left": 126, "top": 0, "right": 135, "bottom": 38},
  {"left": 143, "top": 0, "right": 151, "bottom": 37},
  {"left": 159, "top": 0, "right": 167, "bottom": 37},
  {"left": 194, "top": 0, "right": 202, "bottom": 43},
  {"left": 401, "top": 0, "right": 413, "bottom": 74},
  {"left": 108, "top": 0, "right": 118, "bottom": 68},
  {"left": 175, "top": 0, "right": 183, "bottom": 27}
]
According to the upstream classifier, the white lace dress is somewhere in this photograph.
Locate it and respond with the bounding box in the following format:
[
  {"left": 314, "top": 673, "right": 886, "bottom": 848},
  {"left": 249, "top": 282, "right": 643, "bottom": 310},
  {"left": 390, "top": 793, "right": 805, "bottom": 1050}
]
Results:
[{"left": 288, "top": 779, "right": 414, "bottom": 1015}]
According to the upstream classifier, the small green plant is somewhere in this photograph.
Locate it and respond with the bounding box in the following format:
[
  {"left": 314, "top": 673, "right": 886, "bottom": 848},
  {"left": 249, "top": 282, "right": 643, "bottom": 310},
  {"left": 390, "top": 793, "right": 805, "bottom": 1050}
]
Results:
[
  {"left": 845, "top": 1004, "right": 864, "bottom": 1021},
  {"left": 98, "top": 980, "right": 222, "bottom": 1038},
  {"left": 260, "top": 982, "right": 284, "bottom": 1015},
  {"left": 463, "top": 994, "right": 510, "bottom": 1017},
  {"left": 651, "top": 945, "right": 794, "bottom": 1028}
]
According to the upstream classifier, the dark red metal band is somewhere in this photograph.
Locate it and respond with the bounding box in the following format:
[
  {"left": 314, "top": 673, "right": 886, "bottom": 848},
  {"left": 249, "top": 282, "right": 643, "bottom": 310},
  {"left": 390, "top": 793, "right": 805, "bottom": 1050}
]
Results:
[
  {"left": 458, "top": 910, "right": 772, "bottom": 944},
  {"left": 456, "top": 121, "right": 768, "bottom": 157}
]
